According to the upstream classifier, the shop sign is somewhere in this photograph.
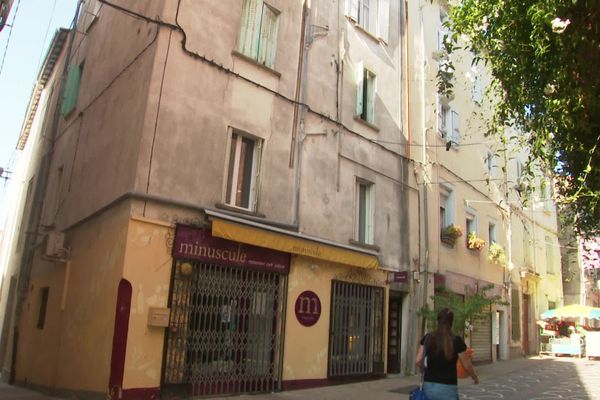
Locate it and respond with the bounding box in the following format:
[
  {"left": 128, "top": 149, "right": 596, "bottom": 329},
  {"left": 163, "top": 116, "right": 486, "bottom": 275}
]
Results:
[
  {"left": 295, "top": 290, "right": 321, "bottom": 327},
  {"left": 391, "top": 271, "right": 408, "bottom": 283},
  {"left": 173, "top": 225, "right": 290, "bottom": 273}
]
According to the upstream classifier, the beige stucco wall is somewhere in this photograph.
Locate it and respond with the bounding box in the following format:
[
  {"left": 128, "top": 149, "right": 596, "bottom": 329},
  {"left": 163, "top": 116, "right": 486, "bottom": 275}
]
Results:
[
  {"left": 283, "top": 256, "right": 388, "bottom": 381},
  {"left": 16, "top": 202, "right": 131, "bottom": 393},
  {"left": 121, "top": 217, "right": 173, "bottom": 390}
]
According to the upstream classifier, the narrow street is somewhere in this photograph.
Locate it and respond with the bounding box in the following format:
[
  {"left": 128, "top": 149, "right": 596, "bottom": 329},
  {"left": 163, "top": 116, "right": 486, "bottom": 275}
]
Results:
[{"left": 461, "top": 357, "right": 600, "bottom": 400}]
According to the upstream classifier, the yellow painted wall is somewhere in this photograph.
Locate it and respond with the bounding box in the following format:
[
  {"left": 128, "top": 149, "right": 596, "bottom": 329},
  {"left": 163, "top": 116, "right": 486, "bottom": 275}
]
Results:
[
  {"left": 16, "top": 203, "right": 130, "bottom": 393},
  {"left": 121, "top": 217, "right": 173, "bottom": 389},
  {"left": 282, "top": 256, "right": 388, "bottom": 381}
]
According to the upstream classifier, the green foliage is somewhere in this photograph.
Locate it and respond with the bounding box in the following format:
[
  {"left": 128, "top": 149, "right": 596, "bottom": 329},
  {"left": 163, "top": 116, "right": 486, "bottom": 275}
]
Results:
[
  {"left": 487, "top": 242, "right": 507, "bottom": 265},
  {"left": 446, "top": 0, "right": 600, "bottom": 237},
  {"left": 421, "top": 284, "right": 508, "bottom": 335}
]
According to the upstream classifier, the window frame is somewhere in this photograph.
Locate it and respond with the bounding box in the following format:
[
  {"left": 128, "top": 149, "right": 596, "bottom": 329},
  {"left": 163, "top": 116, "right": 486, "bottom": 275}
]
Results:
[
  {"left": 488, "top": 222, "right": 497, "bottom": 245},
  {"left": 356, "top": 179, "right": 375, "bottom": 245},
  {"left": 439, "top": 185, "right": 455, "bottom": 232},
  {"left": 237, "top": 0, "right": 280, "bottom": 69},
  {"left": 224, "top": 130, "right": 262, "bottom": 211},
  {"left": 356, "top": 62, "right": 377, "bottom": 125}
]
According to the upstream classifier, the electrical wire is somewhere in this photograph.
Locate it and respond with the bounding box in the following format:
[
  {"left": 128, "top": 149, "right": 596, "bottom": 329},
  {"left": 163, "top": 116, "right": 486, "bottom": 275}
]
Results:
[
  {"left": 0, "top": 0, "right": 21, "bottom": 80},
  {"left": 36, "top": 0, "right": 59, "bottom": 72}
]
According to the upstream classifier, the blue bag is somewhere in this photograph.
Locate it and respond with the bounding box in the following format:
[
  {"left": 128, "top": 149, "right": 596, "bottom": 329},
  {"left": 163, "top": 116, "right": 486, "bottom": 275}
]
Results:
[{"left": 410, "top": 335, "right": 429, "bottom": 400}]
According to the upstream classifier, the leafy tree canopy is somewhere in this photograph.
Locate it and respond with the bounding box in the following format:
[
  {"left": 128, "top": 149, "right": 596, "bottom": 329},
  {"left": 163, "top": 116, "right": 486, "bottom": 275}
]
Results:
[{"left": 445, "top": 0, "right": 599, "bottom": 236}]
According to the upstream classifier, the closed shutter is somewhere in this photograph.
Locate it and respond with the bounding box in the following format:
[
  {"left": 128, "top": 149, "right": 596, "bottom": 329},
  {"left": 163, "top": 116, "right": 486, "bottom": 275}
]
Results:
[
  {"left": 61, "top": 63, "right": 83, "bottom": 116},
  {"left": 451, "top": 110, "right": 460, "bottom": 144},
  {"left": 471, "top": 309, "right": 492, "bottom": 363}
]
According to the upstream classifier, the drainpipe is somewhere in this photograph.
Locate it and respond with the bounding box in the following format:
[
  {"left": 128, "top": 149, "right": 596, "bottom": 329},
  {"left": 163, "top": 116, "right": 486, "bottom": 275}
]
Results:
[{"left": 292, "top": 0, "right": 312, "bottom": 227}]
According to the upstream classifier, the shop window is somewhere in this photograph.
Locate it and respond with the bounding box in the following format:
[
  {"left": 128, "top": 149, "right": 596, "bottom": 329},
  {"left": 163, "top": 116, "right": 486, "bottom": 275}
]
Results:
[{"left": 225, "top": 131, "right": 262, "bottom": 211}]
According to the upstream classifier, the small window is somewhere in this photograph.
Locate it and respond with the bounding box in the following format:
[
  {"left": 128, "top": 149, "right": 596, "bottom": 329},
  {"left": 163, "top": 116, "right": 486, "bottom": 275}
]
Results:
[
  {"left": 488, "top": 222, "right": 497, "bottom": 244},
  {"left": 449, "top": 110, "right": 460, "bottom": 145},
  {"left": 466, "top": 213, "right": 476, "bottom": 237},
  {"left": 37, "top": 287, "right": 50, "bottom": 330},
  {"left": 356, "top": 180, "right": 374, "bottom": 244},
  {"left": 237, "top": 0, "right": 280, "bottom": 69},
  {"left": 439, "top": 185, "right": 456, "bottom": 240},
  {"left": 61, "top": 62, "right": 84, "bottom": 116},
  {"left": 225, "top": 131, "right": 262, "bottom": 210},
  {"left": 356, "top": 63, "right": 376, "bottom": 124}
]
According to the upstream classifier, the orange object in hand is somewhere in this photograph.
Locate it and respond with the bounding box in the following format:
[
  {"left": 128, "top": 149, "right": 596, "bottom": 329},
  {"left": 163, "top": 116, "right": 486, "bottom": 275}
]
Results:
[{"left": 457, "top": 348, "right": 474, "bottom": 378}]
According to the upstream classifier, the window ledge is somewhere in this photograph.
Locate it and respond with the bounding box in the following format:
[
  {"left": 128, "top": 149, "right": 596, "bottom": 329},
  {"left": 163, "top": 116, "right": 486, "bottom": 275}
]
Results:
[
  {"left": 231, "top": 50, "right": 281, "bottom": 78},
  {"left": 348, "top": 239, "right": 380, "bottom": 252},
  {"left": 353, "top": 115, "right": 380, "bottom": 132},
  {"left": 347, "top": 17, "right": 385, "bottom": 45},
  {"left": 215, "top": 203, "right": 266, "bottom": 218}
]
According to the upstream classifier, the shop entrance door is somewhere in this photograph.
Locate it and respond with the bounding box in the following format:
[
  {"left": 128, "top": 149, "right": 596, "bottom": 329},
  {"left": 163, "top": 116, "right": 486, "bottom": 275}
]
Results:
[
  {"left": 328, "top": 281, "right": 384, "bottom": 377},
  {"left": 387, "top": 294, "right": 402, "bottom": 374},
  {"left": 163, "top": 261, "right": 286, "bottom": 396}
]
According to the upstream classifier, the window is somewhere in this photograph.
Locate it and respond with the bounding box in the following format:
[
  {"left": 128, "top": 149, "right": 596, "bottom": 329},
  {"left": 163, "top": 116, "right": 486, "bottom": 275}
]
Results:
[
  {"left": 466, "top": 213, "right": 476, "bottom": 237},
  {"left": 346, "top": 0, "right": 389, "bottom": 41},
  {"left": 61, "top": 61, "right": 84, "bottom": 116},
  {"left": 356, "top": 63, "right": 376, "bottom": 125},
  {"left": 225, "top": 131, "right": 262, "bottom": 210},
  {"left": 488, "top": 222, "right": 497, "bottom": 244},
  {"left": 545, "top": 236, "right": 555, "bottom": 274},
  {"left": 523, "top": 224, "right": 532, "bottom": 269},
  {"left": 356, "top": 180, "right": 374, "bottom": 244},
  {"left": 237, "top": 0, "right": 280, "bottom": 69},
  {"left": 439, "top": 185, "right": 454, "bottom": 233},
  {"left": 548, "top": 301, "right": 556, "bottom": 311},
  {"left": 511, "top": 289, "right": 520, "bottom": 341},
  {"left": 37, "top": 287, "right": 50, "bottom": 330}
]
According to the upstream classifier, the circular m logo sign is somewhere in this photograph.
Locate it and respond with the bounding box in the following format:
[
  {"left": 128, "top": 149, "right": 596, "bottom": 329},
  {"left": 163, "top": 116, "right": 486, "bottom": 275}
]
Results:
[{"left": 295, "top": 290, "right": 321, "bottom": 327}]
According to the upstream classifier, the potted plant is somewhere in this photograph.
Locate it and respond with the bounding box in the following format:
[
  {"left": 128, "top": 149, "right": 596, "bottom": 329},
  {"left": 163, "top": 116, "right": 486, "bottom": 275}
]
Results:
[
  {"left": 441, "top": 224, "right": 463, "bottom": 246},
  {"left": 488, "top": 243, "right": 507, "bottom": 265},
  {"left": 421, "top": 284, "right": 508, "bottom": 377},
  {"left": 467, "top": 231, "right": 486, "bottom": 251}
]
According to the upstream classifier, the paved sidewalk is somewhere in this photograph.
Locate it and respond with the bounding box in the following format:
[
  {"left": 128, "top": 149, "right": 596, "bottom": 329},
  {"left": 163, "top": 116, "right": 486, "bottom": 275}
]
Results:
[{"left": 0, "top": 357, "right": 539, "bottom": 400}]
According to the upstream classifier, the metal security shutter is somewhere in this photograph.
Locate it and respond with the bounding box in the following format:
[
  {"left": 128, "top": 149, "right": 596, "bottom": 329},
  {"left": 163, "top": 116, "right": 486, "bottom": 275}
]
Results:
[{"left": 470, "top": 310, "right": 492, "bottom": 363}]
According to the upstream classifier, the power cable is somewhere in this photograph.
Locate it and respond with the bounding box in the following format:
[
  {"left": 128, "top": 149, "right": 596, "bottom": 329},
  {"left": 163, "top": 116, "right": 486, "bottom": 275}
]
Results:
[
  {"left": 36, "top": 0, "right": 59, "bottom": 72},
  {"left": 0, "top": 0, "right": 21, "bottom": 80}
]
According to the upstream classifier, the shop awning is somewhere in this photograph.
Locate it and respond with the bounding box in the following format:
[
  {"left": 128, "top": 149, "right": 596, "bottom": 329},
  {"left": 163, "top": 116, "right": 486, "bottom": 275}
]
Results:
[{"left": 206, "top": 210, "right": 380, "bottom": 270}]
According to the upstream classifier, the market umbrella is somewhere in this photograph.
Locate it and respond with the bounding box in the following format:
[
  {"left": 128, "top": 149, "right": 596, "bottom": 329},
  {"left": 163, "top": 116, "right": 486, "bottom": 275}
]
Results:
[{"left": 540, "top": 304, "right": 600, "bottom": 320}]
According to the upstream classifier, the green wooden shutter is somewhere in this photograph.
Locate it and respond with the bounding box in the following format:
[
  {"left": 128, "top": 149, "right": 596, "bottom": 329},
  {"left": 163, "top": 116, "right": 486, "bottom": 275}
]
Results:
[
  {"left": 257, "top": 4, "right": 278, "bottom": 68},
  {"left": 238, "top": 0, "right": 261, "bottom": 58},
  {"left": 61, "top": 63, "right": 83, "bottom": 116},
  {"left": 356, "top": 61, "right": 364, "bottom": 116}
]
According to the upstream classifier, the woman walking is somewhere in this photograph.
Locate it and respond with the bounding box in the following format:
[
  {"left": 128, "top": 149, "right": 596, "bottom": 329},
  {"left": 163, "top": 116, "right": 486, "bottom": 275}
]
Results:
[{"left": 415, "top": 308, "right": 479, "bottom": 399}]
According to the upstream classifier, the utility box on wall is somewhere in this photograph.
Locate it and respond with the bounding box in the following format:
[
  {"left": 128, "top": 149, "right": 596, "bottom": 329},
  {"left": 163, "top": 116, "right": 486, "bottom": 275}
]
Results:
[{"left": 147, "top": 307, "right": 170, "bottom": 327}]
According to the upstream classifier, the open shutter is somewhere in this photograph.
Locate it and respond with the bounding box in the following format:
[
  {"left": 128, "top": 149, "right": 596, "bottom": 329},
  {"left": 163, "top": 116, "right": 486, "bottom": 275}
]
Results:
[
  {"left": 257, "top": 4, "right": 278, "bottom": 68},
  {"left": 346, "top": 0, "right": 359, "bottom": 21},
  {"left": 366, "top": 71, "right": 376, "bottom": 123},
  {"left": 238, "top": 0, "right": 261, "bottom": 57},
  {"left": 437, "top": 97, "right": 445, "bottom": 137},
  {"left": 355, "top": 61, "right": 364, "bottom": 117},
  {"left": 438, "top": 30, "right": 446, "bottom": 52},
  {"left": 451, "top": 110, "right": 460, "bottom": 144},
  {"left": 377, "top": 0, "right": 389, "bottom": 42},
  {"left": 61, "top": 63, "right": 83, "bottom": 116}
]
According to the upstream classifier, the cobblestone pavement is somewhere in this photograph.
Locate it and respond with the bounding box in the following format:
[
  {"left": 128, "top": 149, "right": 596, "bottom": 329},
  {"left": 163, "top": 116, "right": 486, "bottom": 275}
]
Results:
[{"left": 460, "top": 357, "right": 600, "bottom": 400}]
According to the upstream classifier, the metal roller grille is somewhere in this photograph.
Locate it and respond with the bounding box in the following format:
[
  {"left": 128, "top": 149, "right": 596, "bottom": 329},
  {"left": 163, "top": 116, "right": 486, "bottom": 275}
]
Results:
[
  {"left": 163, "top": 261, "right": 286, "bottom": 396},
  {"left": 329, "top": 280, "right": 384, "bottom": 377}
]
